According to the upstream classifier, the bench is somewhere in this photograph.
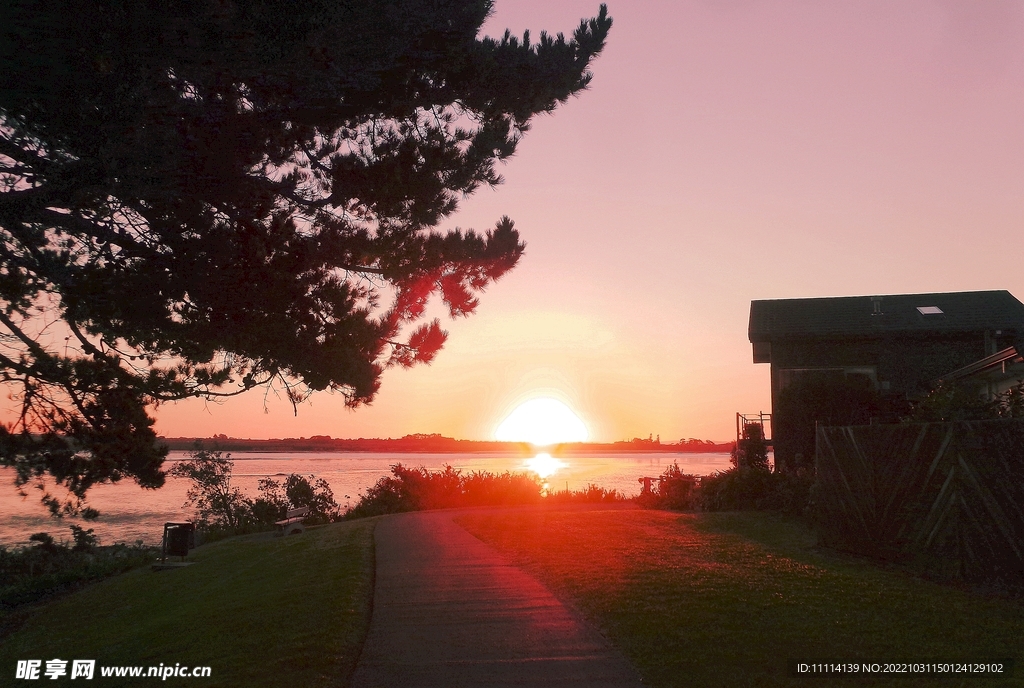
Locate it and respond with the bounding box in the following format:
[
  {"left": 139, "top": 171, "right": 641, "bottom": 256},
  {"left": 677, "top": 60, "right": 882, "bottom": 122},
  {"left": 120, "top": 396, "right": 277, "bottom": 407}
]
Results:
[{"left": 275, "top": 506, "right": 309, "bottom": 536}]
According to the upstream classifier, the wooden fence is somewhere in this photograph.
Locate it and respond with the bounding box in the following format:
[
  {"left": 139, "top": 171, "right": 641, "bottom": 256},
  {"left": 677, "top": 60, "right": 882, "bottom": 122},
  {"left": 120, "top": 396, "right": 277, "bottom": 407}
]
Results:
[{"left": 815, "top": 419, "right": 1024, "bottom": 584}]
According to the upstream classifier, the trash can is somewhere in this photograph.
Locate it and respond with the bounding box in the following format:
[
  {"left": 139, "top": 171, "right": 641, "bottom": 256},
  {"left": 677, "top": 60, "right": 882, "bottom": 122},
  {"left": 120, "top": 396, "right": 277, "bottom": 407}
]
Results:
[
  {"left": 166, "top": 526, "right": 189, "bottom": 557},
  {"left": 162, "top": 522, "right": 195, "bottom": 560}
]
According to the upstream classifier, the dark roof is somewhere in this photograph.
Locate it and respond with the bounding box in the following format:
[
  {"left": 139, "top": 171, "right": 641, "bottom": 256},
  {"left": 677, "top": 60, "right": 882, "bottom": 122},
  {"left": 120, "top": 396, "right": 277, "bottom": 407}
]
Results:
[{"left": 749, "top": 290, "right": 1024, "bottom": 341}]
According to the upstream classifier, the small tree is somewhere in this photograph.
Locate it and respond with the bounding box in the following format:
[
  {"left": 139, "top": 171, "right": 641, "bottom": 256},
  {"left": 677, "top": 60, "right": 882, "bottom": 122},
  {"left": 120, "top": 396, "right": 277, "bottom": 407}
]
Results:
[
  {"left": 284, "top": 474, "right": 342, "bottom": 525},
  {"left": 656, "top": 463, "right": 698, "bottom": 510},
  {"left": 68, "top": 524, "right": 98, "bottom": 553},
  {"left": 731, "top": 423, "right": 770, "bottom": 471},
  {"left": 168, "top": 449, "right": 251, "bottom": 531},
  {"left": 250, "top": 478, "right": 290, "bottom": 527},
  {"left": 251, "top": 473, "right": 343, "bottom": 525}
]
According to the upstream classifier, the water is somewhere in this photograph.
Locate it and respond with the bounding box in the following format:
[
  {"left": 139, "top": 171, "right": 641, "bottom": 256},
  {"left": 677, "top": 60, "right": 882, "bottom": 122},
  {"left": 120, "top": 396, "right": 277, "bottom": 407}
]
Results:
[{"left": 0, "top": 451, "right": 734, "bottom": 546}]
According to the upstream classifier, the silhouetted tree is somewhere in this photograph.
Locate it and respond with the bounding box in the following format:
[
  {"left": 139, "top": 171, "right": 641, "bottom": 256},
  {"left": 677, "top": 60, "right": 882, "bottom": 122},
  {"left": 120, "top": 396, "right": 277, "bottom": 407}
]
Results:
[
  {"left": 283, "top": 473, "right": 341, "bottom": 524},
  {"left": 0, "top": 1, "right": 612, "bottom": 514},
  {"left": 169, "top": 449, "right": 251, "bottom": 531},
  {"left": 731, "top": 423, "right": 769, "bottom": 471}
]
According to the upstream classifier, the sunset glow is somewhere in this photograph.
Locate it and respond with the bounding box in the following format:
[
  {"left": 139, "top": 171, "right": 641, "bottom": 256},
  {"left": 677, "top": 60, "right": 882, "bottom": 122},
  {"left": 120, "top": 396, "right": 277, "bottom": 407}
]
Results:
[
  {"left": 143, "top": 1, "right": 1024, "bottom": 445},
  {"left": 494, "top": 398, "right": 589, "bottom": 446}
]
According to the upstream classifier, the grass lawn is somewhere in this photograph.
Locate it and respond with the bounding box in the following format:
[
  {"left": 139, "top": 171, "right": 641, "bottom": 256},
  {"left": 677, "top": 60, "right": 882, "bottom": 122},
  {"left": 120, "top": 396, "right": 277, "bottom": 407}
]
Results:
[
  {"left": 457, "top": 508, "right": 1024, "bottom": 687},
  {"left": 0, "top": 519, "right": 376, "bottom": 687}
]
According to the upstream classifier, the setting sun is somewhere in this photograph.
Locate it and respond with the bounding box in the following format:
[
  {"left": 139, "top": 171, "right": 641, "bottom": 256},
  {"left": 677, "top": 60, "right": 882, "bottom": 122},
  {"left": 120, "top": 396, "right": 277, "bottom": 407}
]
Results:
[{"left": 494, "top": 397, "right": 589, "bottom": 446}]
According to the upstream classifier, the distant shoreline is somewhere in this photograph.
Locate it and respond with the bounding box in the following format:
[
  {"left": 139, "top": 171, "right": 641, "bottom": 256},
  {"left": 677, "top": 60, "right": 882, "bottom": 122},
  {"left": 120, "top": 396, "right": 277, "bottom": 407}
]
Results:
[{"left": 159, "top": 435, "right": 735, "bottom": 454}]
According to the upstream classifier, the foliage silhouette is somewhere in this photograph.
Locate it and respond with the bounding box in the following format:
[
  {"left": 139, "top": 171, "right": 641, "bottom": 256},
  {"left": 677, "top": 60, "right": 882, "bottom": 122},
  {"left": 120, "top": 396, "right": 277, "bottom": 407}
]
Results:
[
  {"left": 168, "top": 448, "right": 252, "bottom": 532},
  {"left": 344, "top": 464, "right": 544, "bottom": 518},
  {"left": 0, "top": 1, "right": 612, "bottom": 514},
  {"left": 250, "top": 478, "right": 291, "bottom": 528},
  {"left": 698, "top": 422, "right": 811, "bottom": 515},
  {"left": 171, "top": 447, "right": 341, "bottom": 534},
  {"left": 256, "top": 473, "right": 342, "bottom": 525},
  {"left": 548, "top": 483, "right": 625, "bottom": 504},
  {"left": 1, "top": 527, "right": 154, "bottom": 610},
  {"left": 634, "top": 462, "right": 699, "bottom": 511},
  {"left": 908, "top": 380, "right": 1024, "bottom": 422},
  {"left": 699, "top": 469, "right": 773, "bottom": 513},
  {"left": 730, "top": 423, "right": 769, "bottom": 470}
]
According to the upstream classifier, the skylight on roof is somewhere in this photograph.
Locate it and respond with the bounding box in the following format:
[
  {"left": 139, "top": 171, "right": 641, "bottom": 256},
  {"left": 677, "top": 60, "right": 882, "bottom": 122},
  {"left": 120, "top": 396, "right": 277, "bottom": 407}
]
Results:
[{"left": 917, "top": 306, "right": 943, "bottom": 315}]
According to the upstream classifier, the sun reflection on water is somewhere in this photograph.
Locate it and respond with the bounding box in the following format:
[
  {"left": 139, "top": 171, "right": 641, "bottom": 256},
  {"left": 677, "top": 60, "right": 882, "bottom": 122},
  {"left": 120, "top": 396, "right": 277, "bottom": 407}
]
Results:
[{"left": 524, "top": 452, "right": 567, "bottom": 479}]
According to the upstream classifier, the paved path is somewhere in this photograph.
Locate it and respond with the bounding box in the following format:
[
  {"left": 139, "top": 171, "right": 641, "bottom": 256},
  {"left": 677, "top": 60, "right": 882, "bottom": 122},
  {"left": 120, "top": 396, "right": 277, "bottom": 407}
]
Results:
[{"left": 350, "top": 510, "right": 645, "bottom": 688}]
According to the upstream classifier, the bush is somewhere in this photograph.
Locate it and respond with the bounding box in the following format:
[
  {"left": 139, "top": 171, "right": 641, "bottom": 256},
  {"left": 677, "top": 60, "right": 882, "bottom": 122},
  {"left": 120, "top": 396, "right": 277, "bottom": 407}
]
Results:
[
  {"left": 697, "top": 468, "right": 775, "bottom": 511},
  {"left": 461, "top": 470, "right": 548, "bottom": 507},
  {"left": 635, "top": 462, "right": 699, "bottom": 511},
  {"left": 697, "top": 468, "right": 813, "bottom": 516},
  {"left": 0, "top": 528, "right": 155, "bottom": 610},
  {"left": 250, "top": 478, "right": 290, "bottom": 527},
  {"left": 732, "top": 424, "right": 770, "bottom": 471},
  {"left": 548, "top": 484, "right": 626, "bottom": 505},
  {"left": 69, "top": 525, "right": 98, "bottom": 552},
  {"left": 908, "top": 380, "right": 1024, "bottom": 422},
  {"left": 768, "top": 470, "right": 814, "bottom": 516},
  {"left": 171, "top": 446, "right": 343, "bottom": 535},
  {"left": 344, "top": 464, "right": 544, "bottom": 519},
  {"left": 250, "top": 474, "right": 347, "bottom": 525}
]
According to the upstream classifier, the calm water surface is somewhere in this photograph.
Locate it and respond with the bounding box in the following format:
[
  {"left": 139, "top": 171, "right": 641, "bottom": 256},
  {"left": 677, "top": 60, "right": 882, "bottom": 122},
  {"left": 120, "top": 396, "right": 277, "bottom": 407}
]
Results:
[{"left": 0, "top": 451, "right": 734, "bottom": 546}]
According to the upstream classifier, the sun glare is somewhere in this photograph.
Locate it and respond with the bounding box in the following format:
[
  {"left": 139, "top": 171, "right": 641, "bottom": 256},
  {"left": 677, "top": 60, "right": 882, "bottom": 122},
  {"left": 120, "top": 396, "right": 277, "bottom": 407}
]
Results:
[
  {"left": 525, "top": 452, "right": 567, "bottom": 479},
  {"left": 494, "top": 397, "right": 589, "bottom": 446}
]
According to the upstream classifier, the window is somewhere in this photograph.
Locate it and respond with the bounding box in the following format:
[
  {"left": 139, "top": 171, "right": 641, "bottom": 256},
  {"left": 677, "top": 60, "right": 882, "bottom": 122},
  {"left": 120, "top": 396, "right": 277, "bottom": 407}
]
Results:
[{"left": 916, "top": 306, "right": 943, "bottom": 315}]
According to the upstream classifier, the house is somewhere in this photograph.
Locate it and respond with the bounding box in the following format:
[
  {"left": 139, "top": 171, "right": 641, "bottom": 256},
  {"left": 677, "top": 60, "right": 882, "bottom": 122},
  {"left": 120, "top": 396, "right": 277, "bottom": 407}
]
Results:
[
  {"left": 748, "top": 290, "right": 1024, "bottom": 465},
  {"left": 745, "top": 290, "right": 1024, "bottom": 466}
]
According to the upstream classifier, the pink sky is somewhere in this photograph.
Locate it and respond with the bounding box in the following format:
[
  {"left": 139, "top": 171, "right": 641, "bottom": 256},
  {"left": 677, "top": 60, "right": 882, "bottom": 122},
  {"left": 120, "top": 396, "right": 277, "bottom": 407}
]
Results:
[{"left": 154, "top": 0, "right": 1024, "bottom": 442}]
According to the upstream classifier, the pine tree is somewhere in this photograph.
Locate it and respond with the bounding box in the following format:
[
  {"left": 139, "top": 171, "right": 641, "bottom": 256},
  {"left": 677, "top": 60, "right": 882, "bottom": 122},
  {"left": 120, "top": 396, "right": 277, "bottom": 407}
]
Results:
[{"left": 0, "top": 0, "right": 612, "bottom": 514}]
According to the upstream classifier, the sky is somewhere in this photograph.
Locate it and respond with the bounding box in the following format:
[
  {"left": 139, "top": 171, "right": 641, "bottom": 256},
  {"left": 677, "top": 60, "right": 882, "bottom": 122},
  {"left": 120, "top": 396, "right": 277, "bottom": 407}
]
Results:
[{"left": 154, "top": 0, "right": 1024, "bottom": 443}]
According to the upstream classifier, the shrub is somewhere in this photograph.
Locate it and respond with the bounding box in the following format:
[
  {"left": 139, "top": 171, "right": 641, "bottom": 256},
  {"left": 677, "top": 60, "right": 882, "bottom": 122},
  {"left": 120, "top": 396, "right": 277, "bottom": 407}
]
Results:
[
  {"left": 658, "top": 463, "right": 699, "bottom": 510},
  {"left": 250, "top": 478, "right": 290, "bottom": 527},
  {"left": 171, "top": 446, "right": 345, "bottom": 534},
  {"left": 461, "top": 470, "right": 547, "bottom": 507},
  {"left": 69, "top": 525, "right": 98, "bottom": 552},
  {"left": 548, "top": 484, "right": 626, "bottom": 504},
  {"left": 1, "top": 528, "right": 155, "bottom": 610},
  {"left": 635, "top": 462, "right": 699, "bottom": 511},
  {"left": 697, "top": 467, "right": 813, "bottom": 516},
  {"left": 767, "top": 470, "right": 814, "bottom": 516},
  {"left": 908, "top": 380, "right": 1024, "bottom": 422},
  {"left": 698, "top": 468, "right": 775, "bottom": 511},
  {"left": 349, "top": 464, "right": 463, "bottom": 515},
  {"left": 732, "top": 423, "right": 770, "bottom": 471},
  {"left": 283, "top": 474, "right": 342, "bottom": 524},
  {"left": 344, "top": 464, "right": 544, "bottom": 519}
]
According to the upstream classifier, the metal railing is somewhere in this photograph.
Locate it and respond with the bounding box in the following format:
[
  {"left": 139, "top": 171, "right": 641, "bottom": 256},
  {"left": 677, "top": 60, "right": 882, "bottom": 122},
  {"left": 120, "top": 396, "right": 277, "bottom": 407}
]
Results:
[{"left": 736, "top": 412, "right": 772, "bottom": 445}]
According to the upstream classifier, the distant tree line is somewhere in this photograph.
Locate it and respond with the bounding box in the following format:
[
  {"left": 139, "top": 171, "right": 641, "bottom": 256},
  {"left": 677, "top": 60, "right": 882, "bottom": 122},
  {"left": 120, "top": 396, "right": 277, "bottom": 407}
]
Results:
[{"left": 159, "top": 435, "right": 733, "bottom": 453}]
